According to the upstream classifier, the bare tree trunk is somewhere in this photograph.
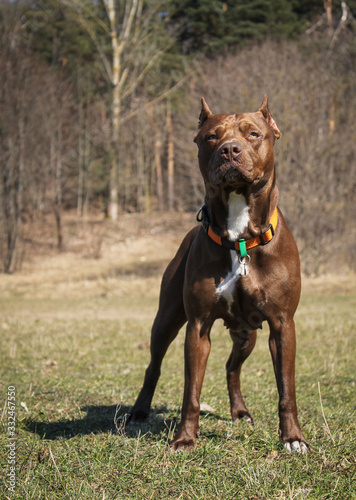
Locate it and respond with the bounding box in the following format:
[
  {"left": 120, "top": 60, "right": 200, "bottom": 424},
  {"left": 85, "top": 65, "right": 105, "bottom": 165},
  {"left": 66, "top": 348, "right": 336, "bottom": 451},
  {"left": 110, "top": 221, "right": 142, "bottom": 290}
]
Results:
[
  {"left": 329, "top": 2, "right": 354, "bottom": 49},
  {"left": 77, "top": 78, "right": 91, "bottom": 218},
  {"left": 106, "top": 0, "right": 125, "bottom": 221},
  {"left": 136, "top": 119, "right": 145, "bottom": 213},
  {"left": 52, "top": 203, "right": 63, "bottom": 250},
  {"left": 77, "top": 158, "right": 84, "bottom": 217},
  {"left": 77, "top": 127, "right": 90, "bottom": 217},
  {"left": 329, "top": 96, "right": 335, "bottom": 135},
  {"left": 56, "top": 117, "right": 63, "bottom": 207},
  {"left": 0, "top": 114, "right": 24, "bottom": 273},
  {"left": 55, "top": 115, "right": 63, "bottom": 250},
  {"left": 324, "top": 0, "right": 333, "bottom": 33},
  {"left": 0, "top": 140, "right": 15, "bottom": 272},
  {"left": 13, "top": 111, "right": 25, "bottom": 270},
  {"left": 148, "top": 105, "right": 163, "bottom": 211},
  {"left": 49, "top": 121, "right": 63, "bottom": 251},
  {"left": 77, "top": 82, "right": 85, "bottom": 217},
  {"left": 145, "top": 175, "right": 151, "bottom": 215},
  {"left": 166, "top": 100, "right": 174, "bottom": 212},
  {"left": 109, "top": 74, "right": 121, "bottom": 221},
  {"left": 83, "top": 129, "right": 90, "bottom": 215}
]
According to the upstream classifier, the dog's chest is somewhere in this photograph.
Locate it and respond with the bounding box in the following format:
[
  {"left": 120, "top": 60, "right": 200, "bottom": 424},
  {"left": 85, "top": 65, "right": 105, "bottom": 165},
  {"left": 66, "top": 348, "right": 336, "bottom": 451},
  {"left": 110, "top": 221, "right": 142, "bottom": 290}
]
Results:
[
  {"left": 216, "top": 250, "right": 243, "bottom": 307},
  {"left": 215, "top": 193, "right": 249, "bottom": 309},
  {"left": 216, "top": 253, "right": 267, "bottom": 331}
]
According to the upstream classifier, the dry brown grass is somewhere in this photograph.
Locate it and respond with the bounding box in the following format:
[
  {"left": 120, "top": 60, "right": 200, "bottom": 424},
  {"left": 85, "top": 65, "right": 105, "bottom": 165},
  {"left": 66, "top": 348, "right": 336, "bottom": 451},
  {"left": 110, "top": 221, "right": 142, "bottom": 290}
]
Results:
[
  {"left": 3, "top": 211, "right": 191, "bottom": 297},
  {"left": 3, "top": 210, "right": 355, "bottom": 305}
]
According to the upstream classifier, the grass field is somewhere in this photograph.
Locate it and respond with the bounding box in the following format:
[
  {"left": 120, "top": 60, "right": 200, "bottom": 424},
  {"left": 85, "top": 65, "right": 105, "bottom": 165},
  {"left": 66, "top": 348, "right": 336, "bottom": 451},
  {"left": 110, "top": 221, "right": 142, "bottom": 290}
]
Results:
[{"left": 0, "top": 215, "right": 355, "bottom": 499}]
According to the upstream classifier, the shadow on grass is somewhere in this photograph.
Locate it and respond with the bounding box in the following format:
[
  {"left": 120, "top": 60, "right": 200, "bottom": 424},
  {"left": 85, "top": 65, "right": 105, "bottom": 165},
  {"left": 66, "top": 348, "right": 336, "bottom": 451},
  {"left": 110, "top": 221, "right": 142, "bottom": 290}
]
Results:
[
  {"left": 24, "top": 405, "right": 178, "bottom": 440},
  {"left": 24, "top": 405, "right": 227, "bottom": 442}
]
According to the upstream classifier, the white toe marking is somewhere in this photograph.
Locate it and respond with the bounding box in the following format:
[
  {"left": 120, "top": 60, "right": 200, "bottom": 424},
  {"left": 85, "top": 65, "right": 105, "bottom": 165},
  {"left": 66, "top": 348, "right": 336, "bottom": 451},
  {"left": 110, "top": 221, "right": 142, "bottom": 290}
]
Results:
[
  {"left": 284, "top": 442, "right": 292, "bottom": 452},
  {"left": 284, "top": 441, "right": 308, "bottom": 454},
  {"left": 300, "top": 442, "right": 308, "bottom": 454},
  {"left": 291, "top": 440, "right": 301, "bottom": 453}
]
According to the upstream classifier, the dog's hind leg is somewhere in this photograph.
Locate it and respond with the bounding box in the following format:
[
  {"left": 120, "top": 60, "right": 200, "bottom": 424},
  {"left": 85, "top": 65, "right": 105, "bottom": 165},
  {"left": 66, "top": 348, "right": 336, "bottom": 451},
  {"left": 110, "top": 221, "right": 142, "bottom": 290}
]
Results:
[
  {"left": 129, "top": 227, "right": 199, "bottom": 422},
  {"left": 129, "top": 301, "right": 186, "bottom": 422},
  {"left": 226, "top": 329, "right": 257, "bottom": 423}
]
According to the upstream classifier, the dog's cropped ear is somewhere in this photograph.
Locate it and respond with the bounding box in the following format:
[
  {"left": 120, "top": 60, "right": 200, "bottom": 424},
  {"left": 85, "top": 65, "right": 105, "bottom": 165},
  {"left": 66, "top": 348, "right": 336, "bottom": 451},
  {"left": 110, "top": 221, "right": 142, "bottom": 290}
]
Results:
[
  {"left": 198, "top": 97, "right": 213, "bottom": 129},
  {"left": 259, "top": 95, "right": 282, "bottom": 139}
]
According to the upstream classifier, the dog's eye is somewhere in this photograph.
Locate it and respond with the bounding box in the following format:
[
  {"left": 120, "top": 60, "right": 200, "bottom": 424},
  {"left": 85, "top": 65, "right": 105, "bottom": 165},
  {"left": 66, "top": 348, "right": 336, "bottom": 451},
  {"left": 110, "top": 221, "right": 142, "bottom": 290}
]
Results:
[
  {"left": 206, "top": 134, "right": 218, "bottom": 141},
  {"left": 249, "top": 132, "right": 259, "bottom": 138}
]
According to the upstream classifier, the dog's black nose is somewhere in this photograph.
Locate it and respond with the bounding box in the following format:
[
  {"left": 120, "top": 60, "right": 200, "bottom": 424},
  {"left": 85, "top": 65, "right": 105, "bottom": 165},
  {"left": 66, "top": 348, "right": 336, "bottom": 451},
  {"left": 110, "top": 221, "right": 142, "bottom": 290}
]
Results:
[{"left": 220, "top": 142, "right": 242, "bottom": 161}]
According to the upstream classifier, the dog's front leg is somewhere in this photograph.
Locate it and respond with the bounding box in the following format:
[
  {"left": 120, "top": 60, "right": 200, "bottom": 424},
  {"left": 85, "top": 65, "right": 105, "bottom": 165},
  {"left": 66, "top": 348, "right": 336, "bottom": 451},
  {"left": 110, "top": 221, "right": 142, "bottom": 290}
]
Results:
[
  {"left": 170, "top": 320, "right": 212, "bottom": 451},
  {"left": 268, "top": 317, "right": 308, "bottom": 453}
]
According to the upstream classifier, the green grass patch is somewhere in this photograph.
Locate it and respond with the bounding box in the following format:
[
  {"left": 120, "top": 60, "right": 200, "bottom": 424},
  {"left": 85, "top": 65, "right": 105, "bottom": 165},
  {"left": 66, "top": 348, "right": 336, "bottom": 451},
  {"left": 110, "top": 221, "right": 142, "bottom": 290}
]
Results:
[{"left": 1, "top": 288, "right": 355, "bottom": 499}]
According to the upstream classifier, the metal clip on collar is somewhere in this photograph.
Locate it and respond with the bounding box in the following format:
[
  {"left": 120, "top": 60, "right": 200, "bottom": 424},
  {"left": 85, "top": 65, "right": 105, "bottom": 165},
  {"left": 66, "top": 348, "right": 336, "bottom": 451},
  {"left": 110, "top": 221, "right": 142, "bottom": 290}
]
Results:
[{"left": 196, "top": 205, "right": 209, "bottom": 233}]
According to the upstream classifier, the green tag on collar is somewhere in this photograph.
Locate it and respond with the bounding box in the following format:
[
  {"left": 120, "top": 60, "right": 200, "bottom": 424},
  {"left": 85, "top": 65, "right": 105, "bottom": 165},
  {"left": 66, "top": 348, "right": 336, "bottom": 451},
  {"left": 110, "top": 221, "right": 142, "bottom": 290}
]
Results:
[{"left": 238, "top": 238, "right": 248, "bottom": 258}]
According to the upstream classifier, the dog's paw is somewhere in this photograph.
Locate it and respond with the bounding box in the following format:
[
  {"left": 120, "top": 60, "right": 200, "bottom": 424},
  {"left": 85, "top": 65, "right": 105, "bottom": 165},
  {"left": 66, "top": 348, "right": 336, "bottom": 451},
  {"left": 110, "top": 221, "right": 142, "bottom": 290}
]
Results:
[
  {"left": 232, "top": 410, "right": 254, "bottom": 424},
  {"left": 127, "top": 408, "right": 149, "bottom": 423},
  {"left": 283, "top": 440, "right": 308, "bottom": 454},
  {"left": 239, "top": 411, "right": 254, "bottom": 424},
  {"left": 170, "top": 428, "right": 199, "bottom": 452},
  {"left": 170, "top": 438, "right": 196, "bottom": 452}
]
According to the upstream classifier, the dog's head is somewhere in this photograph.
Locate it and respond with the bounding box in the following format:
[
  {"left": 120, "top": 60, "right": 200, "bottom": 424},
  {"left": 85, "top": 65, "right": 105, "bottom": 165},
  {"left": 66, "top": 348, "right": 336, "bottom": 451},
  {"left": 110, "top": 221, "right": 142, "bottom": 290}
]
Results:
[{"left": 194, "top": 96, "right": 281, "bottom": 193}]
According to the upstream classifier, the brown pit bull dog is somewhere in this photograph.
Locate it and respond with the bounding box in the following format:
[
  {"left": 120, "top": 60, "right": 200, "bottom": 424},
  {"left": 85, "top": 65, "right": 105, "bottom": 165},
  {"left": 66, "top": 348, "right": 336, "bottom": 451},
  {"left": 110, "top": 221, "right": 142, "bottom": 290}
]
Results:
[{"left": 129, "top": 96, "right": 308, "bottom": 454}]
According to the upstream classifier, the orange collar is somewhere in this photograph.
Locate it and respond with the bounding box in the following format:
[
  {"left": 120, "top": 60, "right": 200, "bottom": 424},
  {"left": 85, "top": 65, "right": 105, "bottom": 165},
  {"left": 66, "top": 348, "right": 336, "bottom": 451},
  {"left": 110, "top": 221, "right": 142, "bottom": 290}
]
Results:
[{"left": 196, "top": 206, "right": 278, "bottom": 254}]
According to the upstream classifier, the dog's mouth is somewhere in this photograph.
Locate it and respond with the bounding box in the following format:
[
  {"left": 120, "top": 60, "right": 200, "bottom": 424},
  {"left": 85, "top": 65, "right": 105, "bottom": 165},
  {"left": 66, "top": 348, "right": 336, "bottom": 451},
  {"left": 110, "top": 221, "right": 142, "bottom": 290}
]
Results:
[{"left": 209, "top": 160, "right": 253, "bottom": 187}]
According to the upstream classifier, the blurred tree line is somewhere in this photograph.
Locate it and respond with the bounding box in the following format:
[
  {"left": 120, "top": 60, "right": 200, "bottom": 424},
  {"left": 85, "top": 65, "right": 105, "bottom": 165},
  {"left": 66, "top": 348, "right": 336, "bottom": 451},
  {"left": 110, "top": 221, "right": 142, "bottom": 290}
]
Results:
[{"left": 0, "top": 0, "right": 355, "bottom": 274}]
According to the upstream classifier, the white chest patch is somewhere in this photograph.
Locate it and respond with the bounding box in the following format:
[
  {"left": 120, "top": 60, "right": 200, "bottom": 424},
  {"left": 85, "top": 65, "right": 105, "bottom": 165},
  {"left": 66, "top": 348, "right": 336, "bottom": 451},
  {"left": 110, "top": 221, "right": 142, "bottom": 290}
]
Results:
[
  {"left": 216, "top": 194, "right": 250, "bottom": 308},
  {"left": 227, "top": 193, "right": 250, "bottom": 241}
]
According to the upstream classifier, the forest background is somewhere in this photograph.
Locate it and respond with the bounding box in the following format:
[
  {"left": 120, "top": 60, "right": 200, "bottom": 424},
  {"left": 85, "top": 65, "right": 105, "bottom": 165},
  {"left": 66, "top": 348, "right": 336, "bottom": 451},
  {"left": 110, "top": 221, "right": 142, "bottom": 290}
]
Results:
[{"left": 1, "top": 0, "right": 355, "bottom": 276}]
